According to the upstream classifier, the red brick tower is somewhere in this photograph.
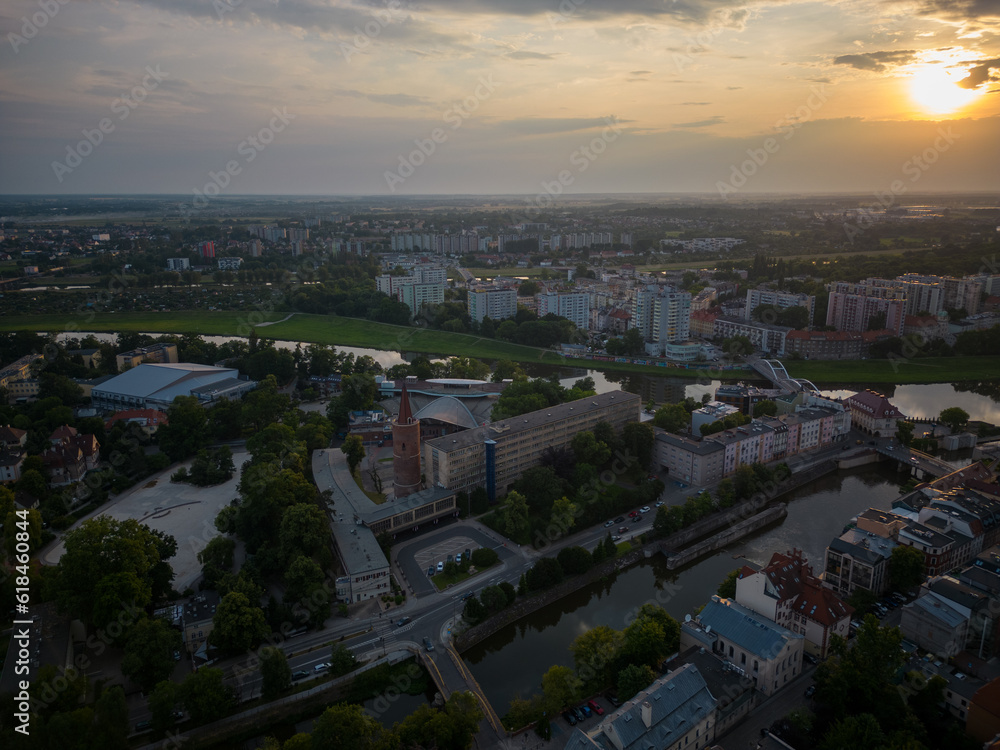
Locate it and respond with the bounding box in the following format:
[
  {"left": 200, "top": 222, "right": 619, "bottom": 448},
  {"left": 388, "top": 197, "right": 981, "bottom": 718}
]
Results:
[{"left": 393, "top": 383, "right": 421, "bottom": 498}]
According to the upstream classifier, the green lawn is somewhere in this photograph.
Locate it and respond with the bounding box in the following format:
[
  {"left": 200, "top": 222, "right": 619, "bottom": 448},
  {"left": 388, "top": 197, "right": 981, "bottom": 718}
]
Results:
[{"left": 431, "top": 568, "right": 473, "bottom": 590}]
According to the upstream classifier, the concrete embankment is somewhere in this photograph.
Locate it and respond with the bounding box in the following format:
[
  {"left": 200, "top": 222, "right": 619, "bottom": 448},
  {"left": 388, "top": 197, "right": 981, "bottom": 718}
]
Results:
[
  {"left": 661, "top": 506, "right": 787, "bottom": 570},
  {"left": 455, "top": 459, "right": 840, "bottom": 653}
]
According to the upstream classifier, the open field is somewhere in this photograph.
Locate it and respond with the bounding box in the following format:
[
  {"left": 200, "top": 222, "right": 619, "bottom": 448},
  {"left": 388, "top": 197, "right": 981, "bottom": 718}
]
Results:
[{"left": 2, "top": 311, "right": 994, "bottom": 385}]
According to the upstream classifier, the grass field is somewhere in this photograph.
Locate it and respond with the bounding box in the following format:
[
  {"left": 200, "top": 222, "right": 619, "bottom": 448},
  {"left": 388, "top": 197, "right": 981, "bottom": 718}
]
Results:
[{"left": 2, "top": 311, "right": 994, "bottom": 385}]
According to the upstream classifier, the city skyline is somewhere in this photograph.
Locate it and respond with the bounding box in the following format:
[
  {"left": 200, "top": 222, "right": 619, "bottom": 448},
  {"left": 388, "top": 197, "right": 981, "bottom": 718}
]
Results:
[{"left": 1, "top": 0, "right": 998, "bottom": 196}]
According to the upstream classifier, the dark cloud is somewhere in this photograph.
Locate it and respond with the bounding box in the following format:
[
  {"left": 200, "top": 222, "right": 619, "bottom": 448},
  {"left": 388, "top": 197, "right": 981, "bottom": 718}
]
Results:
[
  {"left": 911, "top": 0, "right": 1000, "bottom": 22},
  {"left": 956, "top": 57, "right": 1000, "bottom": 88},
  {"left": 833, "top": 50, "right": 917, "bottom": 72},
  {"left": 679, "top": 101, "right": 711, "bottom": 105},
  {"left": 505, "top": 50, "right": 558, "bottom": 60},
  {"left": 673, "top": 115, "right": 725, "bottom": 128},
  {"left": 630, "top": 70, "right": 652, "bottom": 75},
  {"left": 494, "top": 116, "right": 634, "bottom": 135}
]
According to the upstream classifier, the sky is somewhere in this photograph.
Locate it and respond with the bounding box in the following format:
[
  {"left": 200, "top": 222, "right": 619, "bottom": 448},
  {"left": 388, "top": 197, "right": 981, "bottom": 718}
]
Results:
[{"left": 1, "top": 0, "right": 998, "bottom": 198}]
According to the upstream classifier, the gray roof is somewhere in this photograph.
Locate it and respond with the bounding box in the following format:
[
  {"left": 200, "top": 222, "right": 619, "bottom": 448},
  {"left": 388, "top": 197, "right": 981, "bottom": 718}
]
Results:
[
  {"left": 697, "top": 596, "right": 803, "bottom": 660},
  {"left": 832, "top": 528, "right": 897, "bottom": 561},
  {"left": 364, "top": 485, "right": 456, "bottom": 524},
  {"left": 426, "top": 390, "right": 640, "bottom": 454},
  {"left": 92, "top": 363, "right": 240, "bottom": 402},
  {"left": 412, "top": 396, "right": 480, "bottom": 430},
  {"left": 566, "top": 664, "right": 717, "bottom": 750},
  {"left": 330, "top": 519, "right": 388, "bottom": 577},
  {"left": 907, "top": 593, "right": 967, "bottom": 629},
  {"left": 655, "top": 431, "right": 725, "bottom": 455}
]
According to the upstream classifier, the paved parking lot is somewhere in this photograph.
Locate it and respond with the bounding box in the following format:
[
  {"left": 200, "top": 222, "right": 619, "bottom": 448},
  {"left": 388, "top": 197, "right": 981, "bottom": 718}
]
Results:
[
  {"left": 43, "top": 451, "right": 248, "bottom": 592},
  {"left": 413, "top": 535, "right": 479, "bottom": 571}
]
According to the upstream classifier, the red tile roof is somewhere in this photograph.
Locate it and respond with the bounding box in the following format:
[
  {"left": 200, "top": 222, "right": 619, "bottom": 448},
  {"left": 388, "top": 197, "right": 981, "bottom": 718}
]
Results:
[
  {"left": 761, "top": 549, "right": 853, "bottom": 627},
  {"left": 846, "top": 389, "right": 904, "bottom": 418}
]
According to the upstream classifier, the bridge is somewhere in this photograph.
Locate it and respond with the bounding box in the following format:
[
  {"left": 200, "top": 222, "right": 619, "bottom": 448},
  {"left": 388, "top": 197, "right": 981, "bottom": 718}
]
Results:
[
  {"left": 874, "top": 444, "right": 956, "bottom": 480},
  {"left": 747, "top": 358, "right": 820, "bottom": 394},
  {"left": 418, "top": 643, "right": 506, "bottom": 742}
]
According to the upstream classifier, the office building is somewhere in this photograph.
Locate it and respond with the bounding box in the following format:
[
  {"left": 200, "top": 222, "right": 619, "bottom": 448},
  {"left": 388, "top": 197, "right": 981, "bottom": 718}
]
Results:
[{"left": 424, "top": 390, "right": 640, "bottom": 500}]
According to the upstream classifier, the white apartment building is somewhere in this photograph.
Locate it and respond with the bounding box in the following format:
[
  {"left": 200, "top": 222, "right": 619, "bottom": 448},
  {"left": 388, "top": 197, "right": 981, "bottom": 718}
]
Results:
[
  {"left": 535, "top": 292, "right": 590, "bottom": 330},
  {"left": 468, "top": 288, "right": 518, "bottom": 322}
]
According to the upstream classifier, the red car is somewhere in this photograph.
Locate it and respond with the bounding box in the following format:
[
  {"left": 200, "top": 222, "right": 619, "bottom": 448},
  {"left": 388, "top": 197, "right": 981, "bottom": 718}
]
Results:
[
  {"left": 588, "top": 699, "right": 604, "bottom": 716},
  {"left": 628, "top": 510, "right": 640, "bottom": 518}
]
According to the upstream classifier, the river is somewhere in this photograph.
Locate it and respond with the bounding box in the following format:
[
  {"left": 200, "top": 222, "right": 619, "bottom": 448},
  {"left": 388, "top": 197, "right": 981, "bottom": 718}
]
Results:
[
  {"left": 462, "top": 463, "right": 904, "bottom": 713},
  {"left": 54, "top": 332, "right": 1000, "bottom": 422}
]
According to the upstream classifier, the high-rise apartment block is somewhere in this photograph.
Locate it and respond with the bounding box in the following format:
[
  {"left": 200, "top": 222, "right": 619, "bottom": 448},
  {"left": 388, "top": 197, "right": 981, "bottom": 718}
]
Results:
[{"left": 468, "top": 288, "right": 518, "bottom": 322}]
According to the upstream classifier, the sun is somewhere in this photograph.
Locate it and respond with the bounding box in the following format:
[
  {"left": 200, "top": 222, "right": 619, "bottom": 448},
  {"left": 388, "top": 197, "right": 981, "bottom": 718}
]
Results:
[{"left": 908, "top": 65, "right": 983, "bottom": 115}]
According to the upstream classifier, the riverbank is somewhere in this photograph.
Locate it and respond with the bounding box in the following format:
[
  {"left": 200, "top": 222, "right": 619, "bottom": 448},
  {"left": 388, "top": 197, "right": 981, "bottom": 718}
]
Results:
[{"left": 5, "top": 311, "right": 996, "bottom": 384}]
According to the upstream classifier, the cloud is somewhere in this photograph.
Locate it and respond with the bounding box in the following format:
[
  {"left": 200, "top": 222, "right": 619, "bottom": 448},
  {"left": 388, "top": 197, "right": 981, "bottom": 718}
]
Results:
[
  {"left": 673, "top": 115, "right": 725, "bottom": 128},
  {"left": 505, "top": 50, "right": 559, "bottom": 60},
  {"left": 679, "top": 101, "right": 711, "bottom": 105},
  {"left": 494, "top": 116, "right": 634, "bottom": 135},
  {"left": 833, "top": 49, "right": 917, "bottom": 71},
  {"left": 630, "top": 70, "right": 652, "bottom": 76},
  {"left": 956, "top": 57, "right": 1000, "bottom": 88},
  {"left": 337, "top": 89, "right": 434, "bottom": 107}
]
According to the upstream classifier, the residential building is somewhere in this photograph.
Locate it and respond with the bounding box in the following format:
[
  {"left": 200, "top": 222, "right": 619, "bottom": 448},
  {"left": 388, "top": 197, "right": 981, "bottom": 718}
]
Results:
[
  {"left": 844, "top": 389, "right": 905, "bottom": 437},
  {"left": 825, "top": 282, "right": 907, "bottom": 335},
  {"left": 0, "top": 354, "right": 42, "bottom": 389},
  {"left": 714, "top": 384, "right": 783, "bottom": 415},
  {"left": 104, "top": 408, "right": 169, "bottom": 435},
  {"left": 197, "top": 241, "right": 215, "bottom": 259},
  {"left": 468, "top": 288, "right": 518, "bottom": 323},
  {"left": 41, "top": 425, "right": 100, "bottom": 486},
  {"left": 424, "top": 390, "right": 640, "bottom": 500},
  {"left": 654, "top": 432, "right": 725, "bottom": 486},
  {"left": 0, "top": 449, "right": 25, "bottom": 484},
  {"left": 631, "top": 284, "right": 691, "bottom": 355},
  {"left": 92, "top": 363, "right": 257, "bottom": 412},
  {"left": 823, "top": 523, "right": 899, "bottom": 598},
  {"left": 735, "top": 549, "right": 853, "bottom": 657},
  {"left": 216, "top": 256, "right": 243, "bottom": 271},
  {"left": 691, "top": 401, "right": 741, "bottom": 434},
  {"left": 680, "top": 596, "right": 805, "bottom": 697},
  {"left": 536, "top": 292, "right": 590, "bottom": 330},
  {"left": 967, "top": 678, "right": 1000, "bottom": 743},
  {"left": 901, "top": 574, "right": 998, "bottom": 658},
  {"left": 66, "top": 347, "right": 102, "bottom": 369},
  {"left": 744, "top": 289, "right": 816, "bottom": 325},
  {"left": 712, "top": 316, "right": 789, "bottom": 356},
  {"left": 783, "top": 329, "right": 894, "bottom": 360},
  {"left": 166, "top": 257, "right": 190, "bottom": 271},
  {"left": 564, "top": 664, "right": 718, "bottom": 750},
  {"left": 115, "top": 342, "right": 179, "bottom": 371}
]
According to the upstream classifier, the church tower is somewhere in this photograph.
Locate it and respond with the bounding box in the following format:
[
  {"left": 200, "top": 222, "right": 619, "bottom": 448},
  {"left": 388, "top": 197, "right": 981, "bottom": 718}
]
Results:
[{"left": 392, "top": 383, "right": 421, "bottom": 498}]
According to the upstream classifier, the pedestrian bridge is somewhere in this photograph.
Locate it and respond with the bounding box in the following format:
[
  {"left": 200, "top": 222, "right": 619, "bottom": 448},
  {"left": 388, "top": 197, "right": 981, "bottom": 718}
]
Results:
[{"left": 749, "top": 358, "right": 819, "bottom": 394}]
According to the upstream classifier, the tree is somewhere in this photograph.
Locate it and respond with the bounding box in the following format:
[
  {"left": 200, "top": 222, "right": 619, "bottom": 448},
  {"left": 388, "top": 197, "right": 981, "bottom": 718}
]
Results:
[
  {"left": 55, "top": 516, "right": 176, "bottom": 630},
  {"left": 551, "top": 495, "right": 578, "bottom": 533},
  {"left": 121, "top": 617, "right": 182, "bottom": 693},
  {"left": 330, "top": 643, "right": 357, "bottom": 677},
  {"left": 209, "top": 590, "right": 269, "bottom": 654},
  {"left": 500, "top": 490, "right": 530, "bottom": 541},
  {"left": 198, "top": 535, "right": 236, "bottom": 590},
  {"left": 571, "top": 431, "right": 612, "bottom": 467},
  {"left": 896, "top": 420, "right": 914, "bottom": 447},
  {"left": 819, "top": 714, "right": 885, "bottom": 750},
  {"left": 570, "top": 625, "right": 623, "bottom": 688},
  {"left": 310, "top": 702, "right": 391, "bottom": 750},
  {"left": 341, "top": 434, "right": 365, "bottom": 474},
  {"left": 653, "top": 504, "right": 684, "bottom": 537},
  {"left": 463, "top": 595, "right": 487, "bottom": 624},
  {"left": 847, "top": 586, "right": 878, "bottom": 615},
  {"left": 889, "top": 545, "right": 925, "bottom": 591},
  {"left": 525, "top": 556, "right": 564, "bottom": 590},
  {"left": 260, "top": 646, "right": 292, "bottom": 699},
  {"left": 752, "top": 400, "right": 778, "bottom": 417},
  {"left": 653, "top": 402, "right": 690, "bottom": 433},
  {"left": 396, "top": 691, "right": 483, "bottom": 750},
  {"left": 617, "top": 663, "right": 656, "bottom": 701},
  {"left": 717, "top": 568, "right": 741, "bottom": 599},
  {"left": 541, "top": 664, "right": 581, "bottom": 712},
  {"left": 716, "top": 478, "right": 736, "bottom": 508},
  {"left": 283, "top": 554, "right": 326, "bottom": 603},
  {"left": 938, "top": 406, "right": 970, "bottom": 432},
  {"left": 148, "top": 680, "right": 180, "bottom": 732},
  {"left": 93, "top": 684, "right": 129, "bottom": 750},
  {"left": 470, "top": 547, "right": 499, "bottom": 568},
  {"left": 158, "top": 395, "right": 210, "bottom": 461},
  {"left": 557, "top": 545, "right": 593, "bottom": 575},
  {"left": 622, "top": 422, "right": 655, "bottom": 468},
  {"left": 180, "top": 667, "right": 234, "bottom": 724}
]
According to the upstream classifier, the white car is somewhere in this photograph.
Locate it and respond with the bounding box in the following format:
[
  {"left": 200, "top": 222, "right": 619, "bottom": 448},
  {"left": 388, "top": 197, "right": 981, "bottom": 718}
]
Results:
[
  {"left": 314, "top": 662, "right": 331, "bottom": 672},
  {"left": 437, "top": 561, "right": 444, "bottom": 572},
  {"left": 639, "top": 506, "right": 651, "bottom": 514}
]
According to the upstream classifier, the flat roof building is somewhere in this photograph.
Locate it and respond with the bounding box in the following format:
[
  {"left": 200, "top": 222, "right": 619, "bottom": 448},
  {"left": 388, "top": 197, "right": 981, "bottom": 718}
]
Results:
[{"left": 91, "top": 363, "right": 257, "bottom": 412}]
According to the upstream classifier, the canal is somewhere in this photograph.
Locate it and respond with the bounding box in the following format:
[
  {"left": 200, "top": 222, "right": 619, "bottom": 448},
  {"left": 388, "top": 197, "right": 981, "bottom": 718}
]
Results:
[{"left": 462, "top": 463, "right": 904, "bottom": 714}]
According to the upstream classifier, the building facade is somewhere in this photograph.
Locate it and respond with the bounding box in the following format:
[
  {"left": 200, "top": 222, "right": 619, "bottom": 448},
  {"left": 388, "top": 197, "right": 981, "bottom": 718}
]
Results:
[{"left": 468, "top": 288, "right": 518, "bottom": 322}]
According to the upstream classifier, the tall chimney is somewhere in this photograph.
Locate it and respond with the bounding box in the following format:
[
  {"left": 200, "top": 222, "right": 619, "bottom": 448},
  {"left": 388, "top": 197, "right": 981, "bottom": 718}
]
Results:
[{"left": 641, "top": 700, "right": 653, "bottom": 729}]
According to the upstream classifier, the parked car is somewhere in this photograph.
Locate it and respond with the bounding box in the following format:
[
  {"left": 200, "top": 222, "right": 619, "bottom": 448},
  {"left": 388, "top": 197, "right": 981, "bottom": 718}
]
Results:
[
  {"left": 427, "top": 567, "right": 435, "bottom": 577},
  {"left": 437, "top": 561, "right": 444, "bottom": 572},
  {"left": 446, "top": 554, "right": 453, "bottom": 563},
  {"left": 654, "top": 500, "right": 664, "bottom": 507},
  {"left": 803, "top": 653, "right": 819, "bottom": 665},
  {"left": 135, "top": 721, "right": 152, "bottom": 733},
  {"left": 588, "top": 699, "right": 604, "bottom": 715},
  {"left": 614, "top": 516, "right": 625, "bottom": 523},
  {"left": 462, "top": 591, "right": 476, "bottom": 601},
  {"left": 605, "top": 692, "right": 621, "bottom": 707},
  {"left": 465, "top": 548, "right": 471, "bottom": 558},
  {"left": 293, "top": 670, "right": 309, "bottom": 680},
  {"left": 396, "top": 617, "right": 411, "bottom": 627},
  {"left": 314, "top": 662, "right": 331, "bottom": 672},
  {"left": 618, "top": 526, "right": 628, "bottom": 533},
  {"left": 173, "top": 650, "right": 181, "bottom": 661},
  {"left": 604, "top": 520, "right": 614, "bottom": 527},
  {"left": 572, "top": 707, "right": 585, "bottom": 722},
  {"left": 804, "top": 685, "right": 816, "bottom": 698},
  {"left": 611, "top": 535, "right": 621, "bottom": 542},
  {"left": 628, "top": 510, "right": 640, "bottom": 518},
  {"left": 579, "top": 704, "right": 592, "bottom": 718},
  {"left": 455, "top": 553, "right": 462, "bottom": 563},
  {"left": 639, "top": 506, "right": 650, "bottom": 514},
  {"left": 563, "top": 710, "right": 577, "bottom": 726},
  {"left": 423, "top": 637, "right": 434, "bottom": 652}
]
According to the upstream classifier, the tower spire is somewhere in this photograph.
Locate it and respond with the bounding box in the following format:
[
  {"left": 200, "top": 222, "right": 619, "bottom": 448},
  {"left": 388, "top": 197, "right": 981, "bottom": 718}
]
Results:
[{"left": 398, "top": 381, "right": 413, "bottom": 424}]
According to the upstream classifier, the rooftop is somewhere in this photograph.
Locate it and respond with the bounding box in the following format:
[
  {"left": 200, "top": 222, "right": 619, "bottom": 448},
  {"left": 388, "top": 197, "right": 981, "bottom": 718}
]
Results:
[{"left": 692, "top": 596, "right": 803, "bottom": 660}]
